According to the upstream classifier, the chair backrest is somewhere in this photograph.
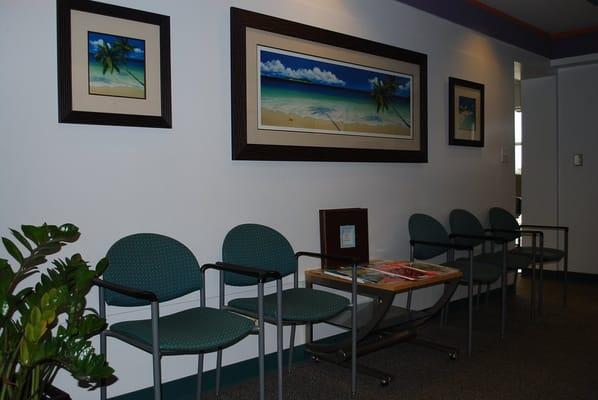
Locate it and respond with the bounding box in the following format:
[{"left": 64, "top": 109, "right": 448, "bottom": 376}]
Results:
[
  {"left": 408, "top": 214, "right": 450, "bottom": 260},
  {"left": 222, "top": 224, "right": 297, "bottom": 286},
  {"left": 488, "top": 207, "right": 520, "bottom": 242},
  {"left": 449, "top": 209, "right": 485, "bottom": 248},
  {"left": 104, "top": 233, "right": 202, "bottom": 306}
]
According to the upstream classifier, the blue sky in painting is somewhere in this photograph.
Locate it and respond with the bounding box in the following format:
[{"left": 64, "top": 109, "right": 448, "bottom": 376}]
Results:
[
  {"left": 88, "top": 32, "right": 145, "bottom": 61},
  {"left": 260, "top": 49, "right": 411, "bottom": 97}
]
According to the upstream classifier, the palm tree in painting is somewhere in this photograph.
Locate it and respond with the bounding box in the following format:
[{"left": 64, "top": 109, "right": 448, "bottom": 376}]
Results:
[
  {"left": 308, "top": 106, "right": 342, "bottom": 131},
  {"left": 93, "top": 37, "right": 144, "bottom": 87},
  {"left": 112, "top": 37, "right": 145, "bottom": 87},
  {"left": 94, "top": 41, "right": 124, "bottom": 75},
  {"left": 370, "top": 77, "right": 410, "bottom": 128}
]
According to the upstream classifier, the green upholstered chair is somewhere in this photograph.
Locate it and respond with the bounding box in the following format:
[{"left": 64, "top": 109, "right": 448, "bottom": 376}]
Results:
[
  {"left": 408, "top": 213, "right": 503, "bottom": 355},
  {"left": 489, "top": 207, "right": 569, "bottom": 312},
  {"left": 217, "top": 224, "right": 358, "bottom": 398},
  {"left": 450, "top": 209, "right": 531, "bottom": 291},
  {"left": 449, "top": 209, "right": 531, "bottom": 335},
  {"left": 95, "top": 233, "right": 277, "bottom": 400}
]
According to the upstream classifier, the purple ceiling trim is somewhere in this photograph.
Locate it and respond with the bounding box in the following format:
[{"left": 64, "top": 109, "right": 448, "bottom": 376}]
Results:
[
  {"left": 552, "top": 31, "right": 598, "bottom": 59},
  {"left": 396, "top": 0, "right": 598, "bottom": 59},
  {"left": 396, "top": 0, "right": 550, "bottom": 56}
]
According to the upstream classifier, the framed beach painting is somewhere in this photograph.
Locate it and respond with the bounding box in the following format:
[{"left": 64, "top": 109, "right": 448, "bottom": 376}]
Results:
[
  {"left": 449, "top": 77, "right": 484, "bottom": 147},
  {"left": 57, "top": 0, "right": 171, "bottom": 128},
  {"left": 231, "top": 8, "right": 428, "bottom": 162}
]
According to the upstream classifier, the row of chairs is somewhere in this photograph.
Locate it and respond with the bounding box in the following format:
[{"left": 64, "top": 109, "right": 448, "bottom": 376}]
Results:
[
  {"left": 408, "top": 207, "right": 569, "bottom": 356},
  {"left": 95, "top": 208, "right": 568, "bottom": 400},
  {"left": 95, "top": 224, "right": 358, "bottom": 400}
]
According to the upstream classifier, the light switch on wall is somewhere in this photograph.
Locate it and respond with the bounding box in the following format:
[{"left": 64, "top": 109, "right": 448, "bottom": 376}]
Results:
[{"left": 574, "top": 153, "right": 583, "bottom": 167}]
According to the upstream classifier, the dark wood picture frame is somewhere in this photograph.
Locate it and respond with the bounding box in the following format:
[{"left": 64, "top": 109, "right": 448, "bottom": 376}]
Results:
[
  {"left": 319, "top": 208, "right": 369, "bottom": 268},
  {"left": 231, "top": 7, "right": 428, "bottom": 162},
  {"left": 57, "top": 0, "right": 172, "bottom": 128},
  {"left": 449, "top": 77, "right": 484, "bottom": 147}
]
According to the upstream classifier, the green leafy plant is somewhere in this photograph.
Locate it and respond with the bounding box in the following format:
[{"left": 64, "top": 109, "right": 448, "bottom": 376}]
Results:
[{"left": 0, "top": 223, "right": 113, "bottom": 400}]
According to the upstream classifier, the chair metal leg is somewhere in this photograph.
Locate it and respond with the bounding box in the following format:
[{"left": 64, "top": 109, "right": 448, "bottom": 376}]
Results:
[
  {"left": 529, "top": 236, "right": 536, "bottom": 320},
  {"left": 215, "top": 349, "right": 222, "bottom": 398},
  {"left": 288, "top": 324, "right": 296, "bottom": 374},
  {"left": 513, "top": 271, "right": 518, "bottom": 294},
  {"left": 486, "top": 283, "right": 491, "bottom": 305},
  {"left": 151, "top": 302, "right": 162, "bottom": 400},
  {"left": 501, "top": 244, "right": 507, "bottom": 340},
  {"left": 276, "top": 280, "right": 283, "bottom": 400},
  {"left": 100, "top": 331, "right": 107, "bottom": 400},
  {"left": 467, "top": 254, "right": 474, "bottom": 356},
  {"left": 564, "top": 231, "right": 569, "bottom": 307},
  {"left": 99, "top": 287, "right": 108, "bottom": 400},
  {"left": 258, "top": 282, "right": 265, "bottom": 400},
  {"left": 351, "top": 264, "right": 358, "bottom": 397},
  {"left": 196, "top": 354, "right": 204, "bottom": 400},
  {"left": 538, "top": 234, "right": 544, "bottom": 315}
]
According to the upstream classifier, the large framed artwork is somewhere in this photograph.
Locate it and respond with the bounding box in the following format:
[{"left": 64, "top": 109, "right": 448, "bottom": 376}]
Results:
[
  {"left": 57, "top": 0, "right": 172, "bottom": 128},
  {"left": 231, "top": 8, "right": 428, "bottom": 162},
  {"left": 449, "top": 77, "right": 484, "bottom": 147}
]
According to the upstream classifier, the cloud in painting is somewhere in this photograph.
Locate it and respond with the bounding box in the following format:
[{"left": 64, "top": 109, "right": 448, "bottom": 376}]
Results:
[
  {"left": 261, "top": 59, "right": 346, "bottom": 86},
  {"left": 89, "top": 38, "right": 108, "bottom": 53}
]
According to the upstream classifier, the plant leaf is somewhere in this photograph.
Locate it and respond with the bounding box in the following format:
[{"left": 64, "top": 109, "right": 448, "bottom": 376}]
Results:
[
  {"left": 2, "top": 237, "right": 24, "bottom": 263},
  {"left": 10, "top": 229, "right": 33, "bottom": 252}
]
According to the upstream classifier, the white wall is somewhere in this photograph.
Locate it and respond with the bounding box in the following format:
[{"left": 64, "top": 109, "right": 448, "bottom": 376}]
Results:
[
  {"left": 521, "top": 76, "right": 559, "bottom": 251},
  {"left": 522, "top": 63, "right": 598, "bottom": 274},
  {"left": 0, "top": 0, "right": 548, "bottom": 397},
  {"left": 557, "top": 63, "right": 598, "bottom": 274}
]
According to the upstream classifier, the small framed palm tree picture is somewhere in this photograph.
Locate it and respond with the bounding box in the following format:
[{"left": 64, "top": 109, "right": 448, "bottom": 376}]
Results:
[
  {"left": 448, "top": 77, "right": 484, "bottom": 147},
  {"left": 57, "top": 0, "right": 171, "bottom": 128}
]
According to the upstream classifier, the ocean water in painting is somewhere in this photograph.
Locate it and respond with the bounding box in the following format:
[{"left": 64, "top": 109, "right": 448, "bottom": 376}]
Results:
[
  {"left": 258, "top": 47, "right": 412, "bottom": 138},
  {"left": 458, "top": 96, "right": 476, "bottom": 132},
  {"left": 88, "top": 32, "right": 146, "bottom": 99}
]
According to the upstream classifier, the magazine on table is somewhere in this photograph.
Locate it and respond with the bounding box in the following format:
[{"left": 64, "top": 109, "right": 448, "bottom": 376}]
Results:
[
  {"left": 364, "top": 260, "right": 450, "bottom": 280},
  {"left": 323, "top": 266, "right": 404, "bottom": 284}
]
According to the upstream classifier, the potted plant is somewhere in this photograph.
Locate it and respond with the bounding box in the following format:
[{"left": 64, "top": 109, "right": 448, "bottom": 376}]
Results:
[{"left": 0, "top": 223, "right": 114, "bottom": 400}]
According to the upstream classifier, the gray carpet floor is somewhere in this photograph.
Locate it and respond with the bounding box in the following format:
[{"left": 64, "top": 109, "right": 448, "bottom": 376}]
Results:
[{"left": 211, "top": 275, "right": 598, "bottom": 399}]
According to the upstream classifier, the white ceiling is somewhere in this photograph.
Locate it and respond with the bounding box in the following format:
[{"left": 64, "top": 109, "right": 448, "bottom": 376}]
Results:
[{"left": 478, "top": 0, "right": 598, "bottom": 34}]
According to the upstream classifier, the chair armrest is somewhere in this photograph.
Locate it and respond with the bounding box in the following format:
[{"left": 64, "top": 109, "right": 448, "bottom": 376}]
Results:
[
  {"left": 295, "top": 251, "right": 357, "bottom": 266},
  {"left": 521, "top": 224, "right": 569, "bottom": 232},
  {"left": 449, "top": 233, "right": 506, "bottom": 243},
  {"left": 485, "top": 228, "right": 544, "bottom": 238},
  {"left": 202, "top": 262, "right": 282, "bottom": 282},
  {"left": 93, "top": 278, "right": 158, "bottom": 302},
  {"left": 410, "top": 239, "right": 473, "bottom": 251}
]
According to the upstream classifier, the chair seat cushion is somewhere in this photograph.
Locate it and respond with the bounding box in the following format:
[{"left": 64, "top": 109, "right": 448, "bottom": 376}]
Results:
[
  {"left": 110, "top": 307, "right": 254, "bottom": 354},
  {"left": 443, "top": 259, "right": 502, "bottom": 283},
  {"left": 228, "top": 288, "right": 349, "bottom": 323},
  {"left": 474, "top": 252, "right": 531, "bottom": 270},
  {"left": 511, "top": 246, "right": 565, "bottom": 262}
]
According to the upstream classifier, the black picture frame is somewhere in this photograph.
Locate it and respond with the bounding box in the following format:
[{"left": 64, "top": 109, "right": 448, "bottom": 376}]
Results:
[
  {"left": 57, "top": 0, "right": 172, "bottom": 128},
  {"left": 231, "top": 7, "right": 428, "bottom": 162},
  {"left": 449, "top": 77, "right": 484, "bottom": 147}
]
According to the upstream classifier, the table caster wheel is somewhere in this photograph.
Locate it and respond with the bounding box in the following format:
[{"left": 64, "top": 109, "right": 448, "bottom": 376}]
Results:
[
  {"left": 448, "top": 351, "right": 458, "bottom": 360},
  {"left": 380, "top": 377, "right": 391, "bottom": 386},
  {"left": 311, "top": 355, "right": 320, "bottom": 363}
]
